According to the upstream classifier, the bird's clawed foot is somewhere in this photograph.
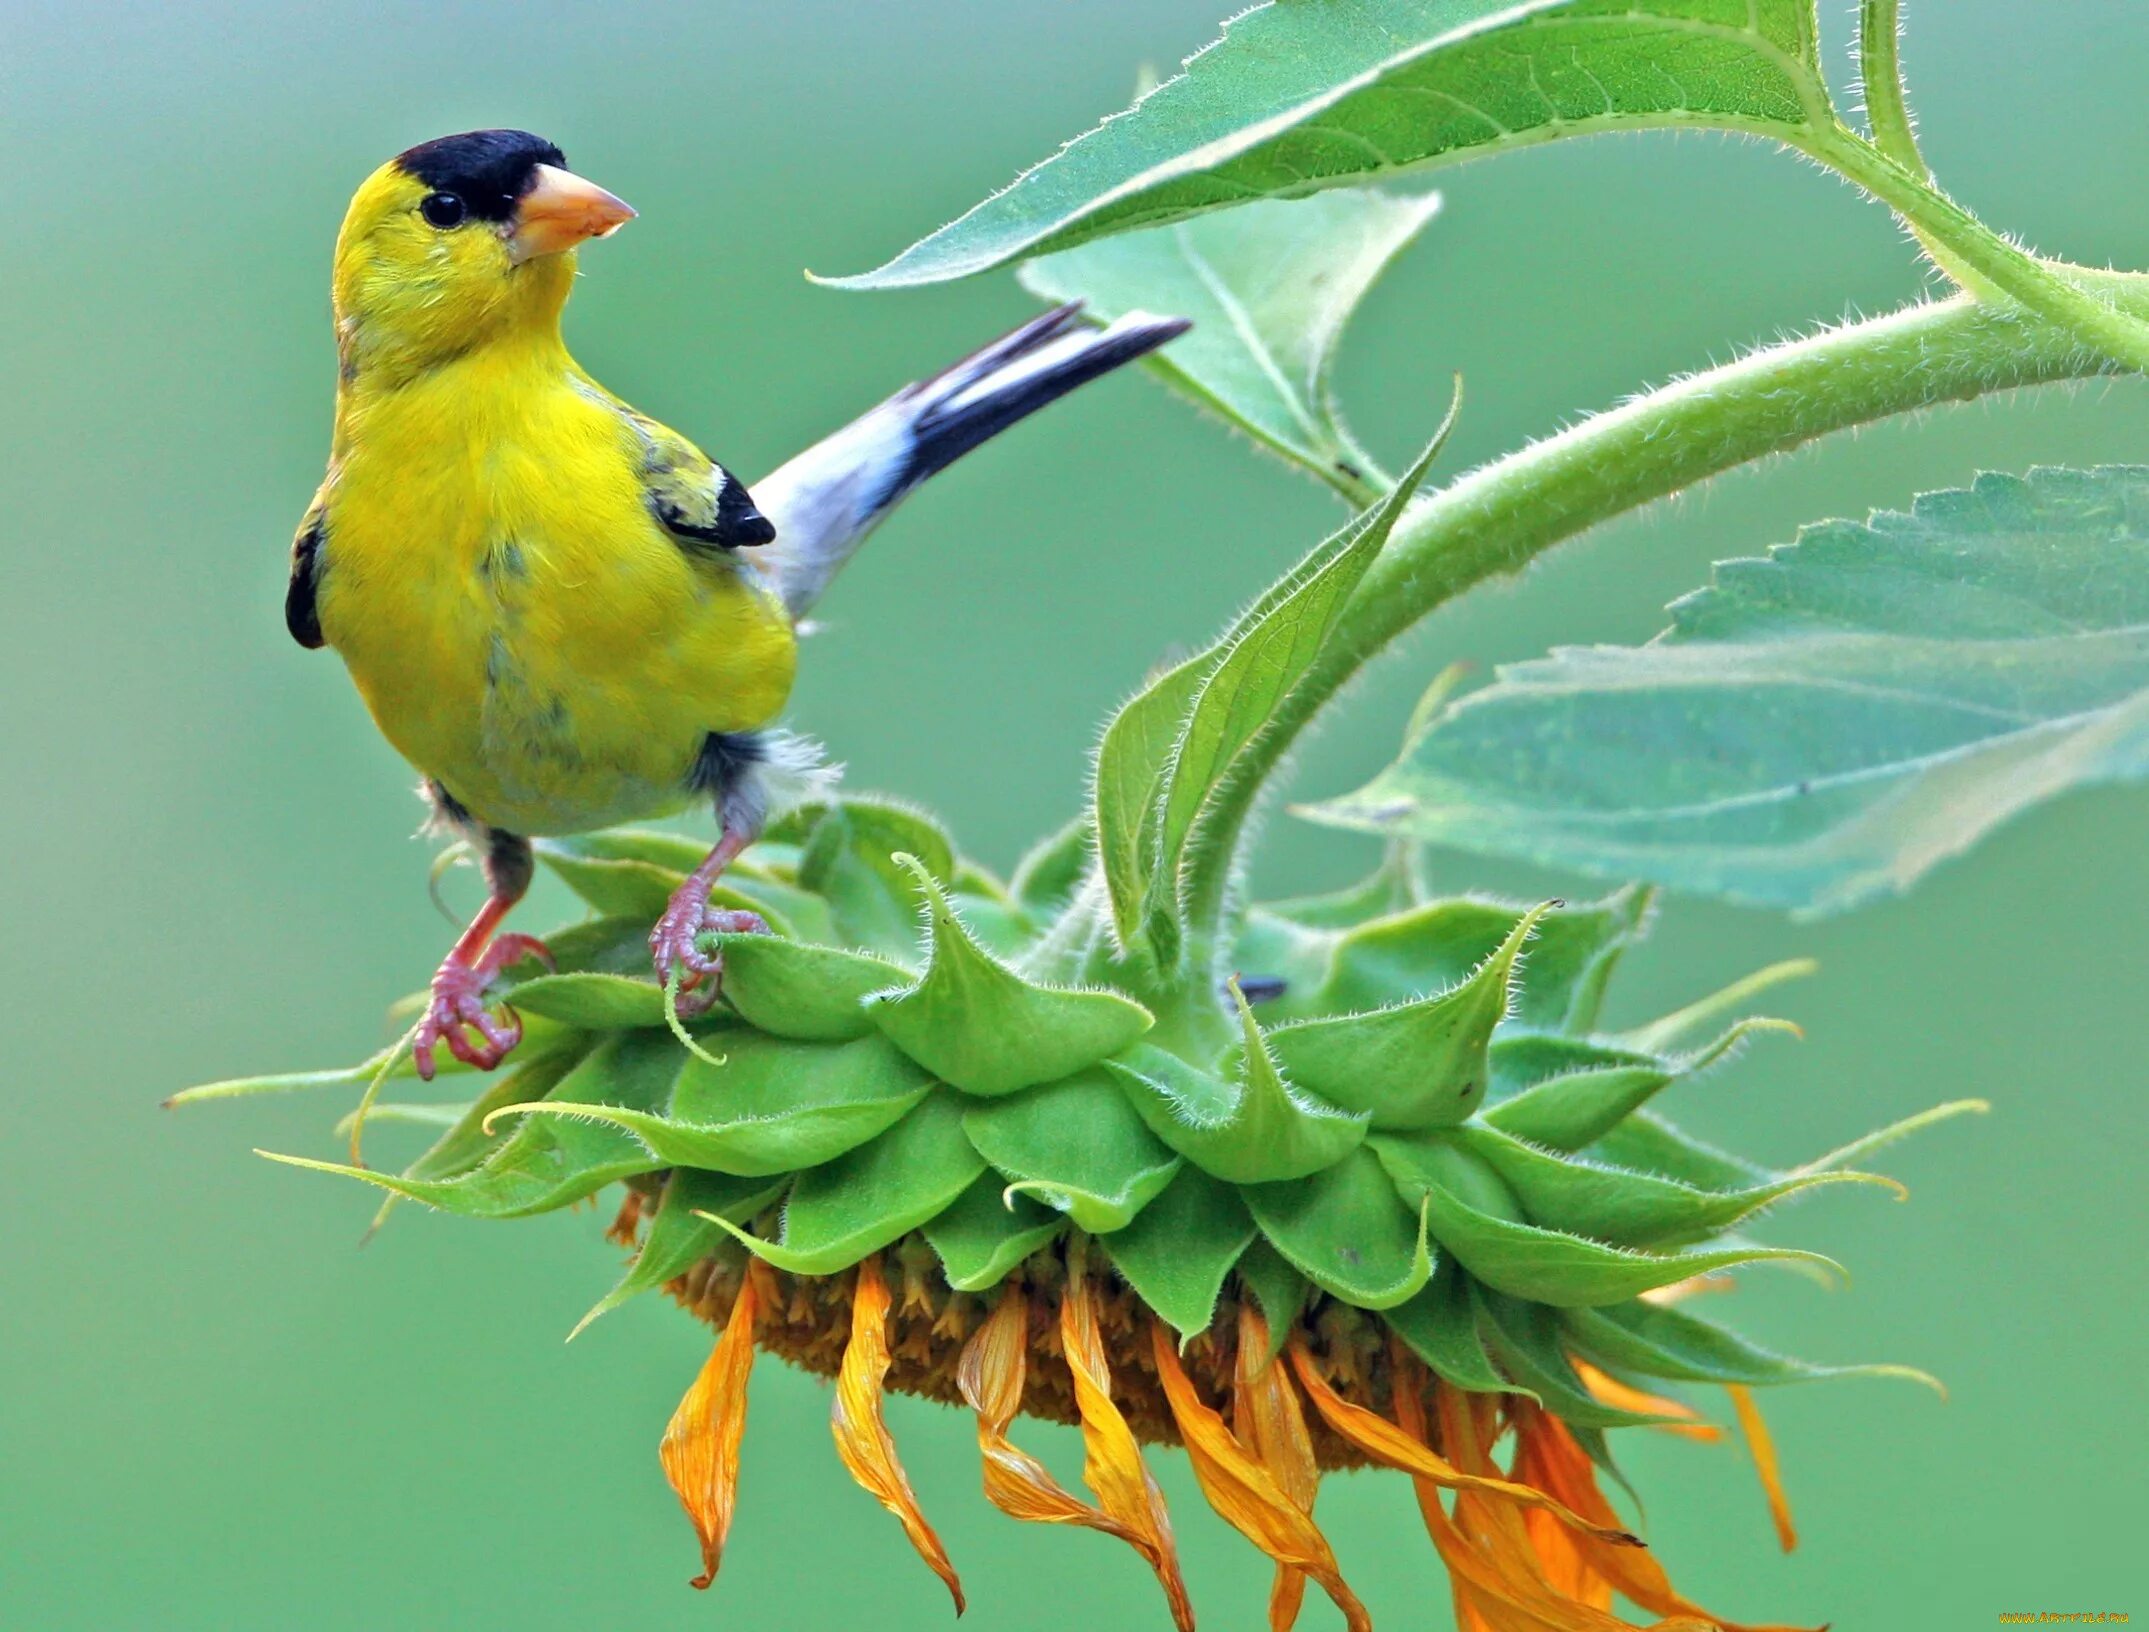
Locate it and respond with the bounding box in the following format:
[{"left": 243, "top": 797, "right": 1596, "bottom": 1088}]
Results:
[
  {"left": 649, "top": 887, "right": 770, "bottom": 1017},
  {"left": 413, "top": 933, "right": 554, "bottom": 1080}
]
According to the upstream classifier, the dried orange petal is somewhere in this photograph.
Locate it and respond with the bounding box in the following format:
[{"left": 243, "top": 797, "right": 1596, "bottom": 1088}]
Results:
[
  {"left": 832, "top": 1255, "right": 965, "bottom": 1613},
  {"left": 1727, "top": 1385, "right": 1798, "bottom": 1552},
  {"left": 1152, "top": 1321, "right": 1370, "bottom": 1632},
  {"left": 659, "top": 1264, "right": 763, "bottom": 1590},
  {"left": 1573, "top": 1359, "right": 1723, "bottom": 1443},
  {"left": 1288, "top": 1339, "right": 1638, "bottom": 1547},
  {"left": 1060, "top": 1266, "right": 1196, "bottom": 1632},
  {"left": 1234, "top": 1303, "right": 1320, "bottom": 1631}
]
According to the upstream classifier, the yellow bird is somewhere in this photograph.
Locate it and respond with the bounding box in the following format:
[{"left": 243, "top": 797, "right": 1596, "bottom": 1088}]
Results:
[{"left": 293, "top": 129, "right": 1185, "bottom": 1078}]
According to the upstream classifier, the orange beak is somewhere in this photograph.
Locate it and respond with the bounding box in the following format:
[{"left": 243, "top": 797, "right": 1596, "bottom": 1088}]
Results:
[{"left": 507, "top": 164, "right": 636, "bottom": 263}]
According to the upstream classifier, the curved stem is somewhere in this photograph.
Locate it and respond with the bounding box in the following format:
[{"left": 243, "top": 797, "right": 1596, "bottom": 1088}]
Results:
[
  {"left": 1805, "top": 124, "right": 2149, "bottom": 371},
  {"left": 1178, "top": 289, "right": 2136, "bottom": 972}
]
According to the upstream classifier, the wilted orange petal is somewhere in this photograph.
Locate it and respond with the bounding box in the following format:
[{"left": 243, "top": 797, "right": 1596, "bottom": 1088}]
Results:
[
  {"left": 1511, "top": 1405, "right": 1815, "bottom": 1632},
  {"left": 1152, "top": 1321, "right": 1371, "bottom": 1632},
  {"left": 659, "top": 1265, "right": 763, "bottom": 1590},
  {"left": 1727, "top": 1385, "right": 1798, "bottom": 1553},
  {"left": 1390, "top": 1373, "right": 1639, "bottom": 1632},
  {"left": 1059, "top": 1265, "right": 1196, "bottom": 1632},
  {"left": 832, "top": 1255, "right": 965, "bottom": 1614},
  {"left": 1573, "top": 1359, "right": 1723, "bottom": 1443},
  {"left": 1234, "top": 1303, "right": 1320, "bottom": 1632},
  {"left": 1287, "top": 1339, "right": 1638, "bottom": 1549},
  {"left": 958, "top": 1288, "right": 1121, "bottom": 1531}
]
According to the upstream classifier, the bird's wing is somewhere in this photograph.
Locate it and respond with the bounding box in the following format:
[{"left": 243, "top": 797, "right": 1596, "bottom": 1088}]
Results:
[
  {"left": 286, "top": 500, "right": 328, "bottom": 649},
  {"left": 750, "top": 303, "right": 1189, "bottom": 621},
  {"left": 624, "top": 404, "right": 776, "bottom": 553}
]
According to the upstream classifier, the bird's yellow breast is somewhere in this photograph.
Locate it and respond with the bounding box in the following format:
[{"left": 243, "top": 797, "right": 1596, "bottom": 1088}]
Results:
[{"left": 315, "top": 341, "right": 795, "bottom": 836}]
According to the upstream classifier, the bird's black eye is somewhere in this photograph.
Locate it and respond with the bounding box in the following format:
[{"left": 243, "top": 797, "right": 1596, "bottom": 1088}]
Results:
[{"left": 419, "top": 192, "right": 467, "bottom": 229}]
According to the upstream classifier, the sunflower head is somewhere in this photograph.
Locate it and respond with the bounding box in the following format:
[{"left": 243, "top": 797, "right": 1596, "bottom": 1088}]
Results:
[{"left": 185, "top": 797, "right": 1969, "bottom": 1630}]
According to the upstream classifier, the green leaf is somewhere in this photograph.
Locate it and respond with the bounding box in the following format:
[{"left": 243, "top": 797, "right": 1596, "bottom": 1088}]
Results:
[
  {"left": 830, "top": 0, "right": 1828, "bottom": 288},
  {"left": 1008, "top": 816, "right": 1092, "bottom": 917},
  {"left": 867, "top": 857, "right": 1152, "bottom": 1096},
  {"left": 703, "top": 1093, "right": 985, "bottom": 1276},
  {"left": 1261, "top": 842, "right": 1423, "bottom": 930},
  {"left": 387, "top": 1052, "right": 582, "bottom": 1193},
  {"left": 1094, "top": 651, "right": 1209, "bottom": 950},
  {"left": 1385, "top": 1261, "right": 1523, "bottom": 1397},
  {"left": 1243, "top": 1146, "right": 1432, "bottom": 1309},
  {"left": 921, "top": 1175, "right": 1066, "bottom": 1292},
  {"left": 571, "top": 1168, "right": 787, "bottom": 1339},
  {"left": 1449, "top": 1121, "right": 1896, "bottom": 1249},
  {"left": 1107, "top": 1029, "right": 1368, "bottom": 1186},
  {"left": 1309, "top": 468, "right": 2149, "bottom": 916},
  {"left": 1566, "top": 1300, "right": 1941, "bottom": 1392},
  {"left": 1103, "top": 1167, "right": 1258, "bottom": 1338},
  {"left": 1486, "top": 1018, "right": 1790, "bottom": 1150},
  {"left": 1265, "top": 902, "right": 1549, "bottom": 1128},
  {"left": 713, "top": 934, "right": 907, "bottom": 1042},
  {"left": 1472, "top": 1288, "right": 1684, "bottom": 1430},
  {"left": 533, "top": 833, "right": 793, "bottom": 933},
  {"left": 1143, "top": 425, "right": 1448, "bottom": 948},
  {"left": 255, "top": 1033, "right": 676, "bottom": 1217},
  {"left": 1235, "top": 1239, "right": 1310, "bottom": 1358},
  {"left": 1021, "top": 189, "right": 1441, "bottom": 496},
  {"left": 794, "top": 798, "right": 958, "bottom": 960},
  {"left": 505, "top": 971, "right": 669, "bottom": 1030},
  {"left": 961, "top": 1071, "right": 1183, "bottom": 1233},
  {"left": 490, "top": 1031, "right": 934, "bottom": 1178},
  {"left": 1379, "top": 1129, "right": 1840, "bottom": 1305},
  {"left": 1265, "top": 886, "right": 1651, "bottom": 1030},
  {"left": 1586, "top": 1107, "right": 1772, "bottom": 1191}
]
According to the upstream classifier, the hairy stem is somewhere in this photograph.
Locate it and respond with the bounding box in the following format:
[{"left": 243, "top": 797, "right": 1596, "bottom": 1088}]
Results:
[
  {"left": 1857, "top": 0, "right": 1926, "bottom": 178},
  {"left": 1805, "top": 125, "right": 2149, "bottom": 371},
  {"left": 1177, "top": 288, "right": 2136, "bottom": 971}
]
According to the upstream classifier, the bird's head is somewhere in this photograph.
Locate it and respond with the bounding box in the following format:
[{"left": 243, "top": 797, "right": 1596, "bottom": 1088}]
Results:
[{"left": 331, "top": 129, "right": 634, "bottom": 379}]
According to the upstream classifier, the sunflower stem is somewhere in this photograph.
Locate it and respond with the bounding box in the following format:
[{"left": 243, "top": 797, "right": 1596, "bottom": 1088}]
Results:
[{"left": 1179, "top": 285, "right": 2140, "bottom": 972}]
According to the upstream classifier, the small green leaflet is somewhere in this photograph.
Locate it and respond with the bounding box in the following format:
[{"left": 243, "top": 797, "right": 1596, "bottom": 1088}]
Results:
[
  {"left": 1022, "top": 189, "right": 1441, "bottom": 498},
  {"left": 829, "top": 0, "right": 1827, "bottom": 288},
  {"left": 1308, "top": 469, "right": 2149, "bottom": 916},
  {"left": 1099, "top": 409, "right": 1453, "bottom": 959}
]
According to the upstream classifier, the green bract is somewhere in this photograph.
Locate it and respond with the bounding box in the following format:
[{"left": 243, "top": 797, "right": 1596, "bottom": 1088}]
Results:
[{"left": 218, "top": 789, "right": 1967, "bottom": 1422}]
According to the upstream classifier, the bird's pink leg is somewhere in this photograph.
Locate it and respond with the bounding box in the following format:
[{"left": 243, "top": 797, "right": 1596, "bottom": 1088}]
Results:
[
  {"left": 412, "top": 892, "right": 554, "bottom": 1081},
  {"left": 649, "top": 824, "right": 771, "bottom": 1015}
]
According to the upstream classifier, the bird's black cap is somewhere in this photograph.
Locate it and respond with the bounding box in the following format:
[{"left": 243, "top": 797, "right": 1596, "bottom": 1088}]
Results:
[{"left": 395, "top": 129, "right": 567, "bottom": 222}]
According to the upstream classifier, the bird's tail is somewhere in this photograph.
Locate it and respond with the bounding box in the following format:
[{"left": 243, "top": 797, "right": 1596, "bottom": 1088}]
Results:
[{"left": 750, "top": 302, "right": 1189, "bottom": 620}]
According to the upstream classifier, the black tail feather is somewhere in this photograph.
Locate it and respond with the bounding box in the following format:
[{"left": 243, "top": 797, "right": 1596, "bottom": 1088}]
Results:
[{"left": 886, "top": 303, "right": 1191, "bottom": 503}]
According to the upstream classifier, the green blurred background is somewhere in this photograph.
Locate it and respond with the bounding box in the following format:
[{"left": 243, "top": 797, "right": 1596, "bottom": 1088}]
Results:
[{"left": 4, "top": 3, "right": 2143, "bottom": 1626}]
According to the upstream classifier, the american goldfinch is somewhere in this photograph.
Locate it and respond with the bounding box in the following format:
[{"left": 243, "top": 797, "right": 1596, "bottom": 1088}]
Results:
[{"left": 290, "top": 129, "right": 1186, "bottom": 1078}]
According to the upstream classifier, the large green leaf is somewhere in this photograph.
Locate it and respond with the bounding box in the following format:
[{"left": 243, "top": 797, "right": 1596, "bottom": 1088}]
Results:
[
  {"left": 831, "top": 0, "right": 1828, "bottom": 288},
  {"left": 1310, "top": 468, "right": 2149, "bottom": 916},
  {"left": 1021, "top": 189, "right": 1441, "bottom": 495}
]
